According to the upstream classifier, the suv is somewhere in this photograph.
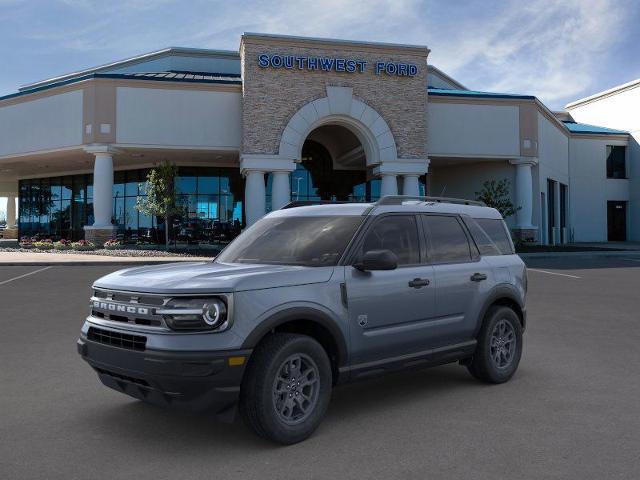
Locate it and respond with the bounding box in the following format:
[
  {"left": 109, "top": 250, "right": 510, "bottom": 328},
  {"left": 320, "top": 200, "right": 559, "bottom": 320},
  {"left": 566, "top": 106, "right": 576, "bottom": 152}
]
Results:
[{"left": 78, "top": 196, "right": 527, "bottom": 444}]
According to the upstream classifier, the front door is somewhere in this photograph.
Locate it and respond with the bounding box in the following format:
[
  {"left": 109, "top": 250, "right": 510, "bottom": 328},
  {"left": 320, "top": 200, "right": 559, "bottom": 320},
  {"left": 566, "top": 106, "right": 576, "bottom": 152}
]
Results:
[
  {"left": 608, "top": 201, "right": 627, "bottom": 241},
  {"left": 345, "top": 214, "right": 436, "bottom": 364}
]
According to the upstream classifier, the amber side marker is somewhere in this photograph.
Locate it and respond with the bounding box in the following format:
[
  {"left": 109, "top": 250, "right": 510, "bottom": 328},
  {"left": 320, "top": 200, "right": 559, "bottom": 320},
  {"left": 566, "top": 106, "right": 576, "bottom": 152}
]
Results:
[{"left": 228, "top": 356, "right": 246, "bottom": 366}]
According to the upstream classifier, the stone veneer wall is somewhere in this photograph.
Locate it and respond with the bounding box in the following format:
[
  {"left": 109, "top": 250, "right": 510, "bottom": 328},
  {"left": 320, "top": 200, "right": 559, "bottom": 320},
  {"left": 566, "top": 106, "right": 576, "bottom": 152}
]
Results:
[{"left": 240, "top": 36, "right": 429, "bottom": 160}]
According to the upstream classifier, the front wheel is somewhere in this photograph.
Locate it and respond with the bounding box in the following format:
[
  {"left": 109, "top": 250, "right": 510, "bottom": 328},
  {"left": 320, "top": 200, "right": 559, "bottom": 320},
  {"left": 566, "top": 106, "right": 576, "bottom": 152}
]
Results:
[
  {"left": 467, "top": 306, "right": 523, "bottom": 384},
  {"left": 239, "top": 333, "right": 332, "bottom": 444}
]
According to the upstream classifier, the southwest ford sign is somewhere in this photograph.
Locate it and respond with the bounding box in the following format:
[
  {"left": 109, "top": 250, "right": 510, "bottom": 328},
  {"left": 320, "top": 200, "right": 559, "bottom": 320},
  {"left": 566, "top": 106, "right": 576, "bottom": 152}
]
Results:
[{"left": 257, "top": 54, "right": 418, "bottom": 77}]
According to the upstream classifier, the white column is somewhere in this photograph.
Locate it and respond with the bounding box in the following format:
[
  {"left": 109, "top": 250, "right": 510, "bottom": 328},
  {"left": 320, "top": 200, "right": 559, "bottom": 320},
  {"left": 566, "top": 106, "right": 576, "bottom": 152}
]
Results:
[
  {"left": 511, "top": 159, "right": 536, "bottom": 229},
  {"left": 92, "top": 152, "right": 114, "bottom": 227},
  {"left": 245, "top": 170, "right": 266, "bottom": 226},
  {"left": 380, "top": 174, "right": 398, "bottom": 197},
  {"left": 271, "top": 171, "right": 291, "bottom": 210},
  {"left": 402, "top": 175, "right": 421, "bottom": 197},
  {"left": 6, "top": 195, "right": 17, "bottom": 228}
]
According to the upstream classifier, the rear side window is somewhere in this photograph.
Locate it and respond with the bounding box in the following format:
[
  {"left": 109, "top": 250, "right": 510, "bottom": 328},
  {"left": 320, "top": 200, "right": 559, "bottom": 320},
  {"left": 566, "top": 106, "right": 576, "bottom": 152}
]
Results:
[
  {"left": 464, "top": 218, "right": 502, "bottom": 256},
  {"left": 475, "top": 218, "right": 514, "bottom": 255},
  {"left": 422, "top": 215, "right": 472, "bottom": 264}
]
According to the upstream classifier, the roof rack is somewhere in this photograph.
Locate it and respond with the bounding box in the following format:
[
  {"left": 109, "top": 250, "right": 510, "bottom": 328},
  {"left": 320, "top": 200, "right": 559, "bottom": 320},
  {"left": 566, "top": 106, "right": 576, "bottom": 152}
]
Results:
[
  {"left": 375, "top": 195, "right": 486, "bottom": 207},
  {"left": 280, "top": 200, "right": 351, "bottom": 209}
]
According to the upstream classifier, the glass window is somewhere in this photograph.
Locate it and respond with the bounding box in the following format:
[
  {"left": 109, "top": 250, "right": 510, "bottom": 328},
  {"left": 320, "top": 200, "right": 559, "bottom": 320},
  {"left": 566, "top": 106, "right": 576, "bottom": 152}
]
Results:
[
  {"left": 217, "top": 216, "right": 363, "bottom": 267},
  {"left": 423, "top": 215, "right": 472, "bottom": 264},
  {"left": 464, "top": 218, "right": 501, "bottom": 256},
  {"left": 113, "top": 171, "right": 125, "bottom": 199},
  {"left": 360, "top": 215, "right": 420, "bottom": 265},
  {"left": 125, "top": 170, "right": 139, "bottom": 196},
  {"left": 475, "top": 218, "right": 514, "bottom": 254},
  {"left": 606, "top": 146, "right": 626, "bottom": 179},
  {"left": 176, "top": 174, "right": 197, "bottom": 194}
]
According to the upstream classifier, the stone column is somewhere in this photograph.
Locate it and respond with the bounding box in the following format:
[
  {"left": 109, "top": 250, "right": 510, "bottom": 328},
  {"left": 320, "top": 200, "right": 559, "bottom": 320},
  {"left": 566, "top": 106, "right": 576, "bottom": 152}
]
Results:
[
  {"left": 380, "top": 174, "right": 398, "bottom": 197},
  {"left": 402, "top": 175, "right": 421, "bottom": 197},
  {"left": 2, "top": 194, "right": 18, "bottom": 240},
  {"left": 6, "top": 195, "right": 16, "bottom": 228},
  {"left": 84, "top": 146, "right": 117, "bottom": 245},
  {"left": 244, "top": 170, "right": 266, "bottom": 226},
  {"left": 271, "top": 171, "right": 291, "bottom": 210},
  {"left": 510, "top": 158, "right": 538, "bottom": 242}
]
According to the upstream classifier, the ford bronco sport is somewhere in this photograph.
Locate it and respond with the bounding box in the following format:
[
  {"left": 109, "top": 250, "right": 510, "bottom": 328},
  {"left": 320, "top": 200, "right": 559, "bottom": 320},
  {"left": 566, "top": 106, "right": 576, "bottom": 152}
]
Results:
[{"left": 78, "top": 196, "right": 527, "bottom": 444}]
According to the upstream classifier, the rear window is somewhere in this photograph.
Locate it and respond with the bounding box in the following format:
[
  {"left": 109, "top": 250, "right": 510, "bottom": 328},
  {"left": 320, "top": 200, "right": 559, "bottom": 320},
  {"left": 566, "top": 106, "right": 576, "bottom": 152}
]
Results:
[{"left": 471, "top": 218, "right": 514, "bottom": 255}]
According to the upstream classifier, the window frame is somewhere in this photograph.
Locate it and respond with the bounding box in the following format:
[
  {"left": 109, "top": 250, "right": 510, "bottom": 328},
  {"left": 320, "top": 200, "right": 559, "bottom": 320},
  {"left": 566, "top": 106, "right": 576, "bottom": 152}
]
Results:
[
  {"left": 343, "top": 213, "right": 425, "bottom": 268},
  {"left": 420, "top": 213, "right": 480, "bottom": 266}
]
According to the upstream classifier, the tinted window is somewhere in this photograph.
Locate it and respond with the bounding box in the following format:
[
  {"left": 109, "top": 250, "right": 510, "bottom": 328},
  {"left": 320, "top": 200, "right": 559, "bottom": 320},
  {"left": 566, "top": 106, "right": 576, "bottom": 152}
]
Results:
[
  {"left": 464, "top": 218, "right": 501, "bottom": 256},
  {"left": 606, "top": 146, "right": 626, "bottom": 179},
  {"left": 359, "top": 215, "right": 420, "bottom": 265},
  {"left": 216, "top": 216, "right": 363, "bottom": 267},
  {"left": 423, "top": 215, "right": 472, "bottom": 264},
  {"left": 475, "top": 218, "right": 514, "bottom": 254}
]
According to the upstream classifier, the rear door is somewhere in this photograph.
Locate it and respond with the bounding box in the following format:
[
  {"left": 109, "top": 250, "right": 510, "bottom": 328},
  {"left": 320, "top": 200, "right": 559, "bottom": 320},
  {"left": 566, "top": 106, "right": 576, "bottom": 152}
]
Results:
[
  {"left": 421, "top": 214, "right": 491, "bottom": 346},
  {"left": 345, "top": 214, "right": 436, "bottom": 364}
]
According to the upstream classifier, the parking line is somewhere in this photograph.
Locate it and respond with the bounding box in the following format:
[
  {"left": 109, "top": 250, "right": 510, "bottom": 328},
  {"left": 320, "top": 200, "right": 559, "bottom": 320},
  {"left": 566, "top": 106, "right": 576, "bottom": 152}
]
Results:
[
  {"left": 0, "top": 266, "right": 52, "bottom": 286},
  {"left": 527, "top": 268, "right": 581, "bottom": 279}
]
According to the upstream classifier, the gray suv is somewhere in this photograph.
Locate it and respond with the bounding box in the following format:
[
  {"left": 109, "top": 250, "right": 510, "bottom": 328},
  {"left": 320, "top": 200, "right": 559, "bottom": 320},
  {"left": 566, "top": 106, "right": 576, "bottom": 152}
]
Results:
[{"left": 78, "top": 196, "right": 527, "bottom": 444}]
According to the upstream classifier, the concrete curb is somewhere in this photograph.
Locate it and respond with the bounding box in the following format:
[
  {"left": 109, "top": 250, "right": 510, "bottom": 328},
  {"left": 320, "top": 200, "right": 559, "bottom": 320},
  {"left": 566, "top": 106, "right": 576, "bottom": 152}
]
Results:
[{"left": 518, "top": 251, "right": 640, "bottom": 259}]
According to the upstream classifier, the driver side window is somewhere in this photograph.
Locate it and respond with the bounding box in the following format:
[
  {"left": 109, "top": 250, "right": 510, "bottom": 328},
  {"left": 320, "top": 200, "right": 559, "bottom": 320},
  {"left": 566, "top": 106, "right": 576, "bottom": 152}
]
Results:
[{"left": 359, "top": 215, "right": 420, "bottom": 265}]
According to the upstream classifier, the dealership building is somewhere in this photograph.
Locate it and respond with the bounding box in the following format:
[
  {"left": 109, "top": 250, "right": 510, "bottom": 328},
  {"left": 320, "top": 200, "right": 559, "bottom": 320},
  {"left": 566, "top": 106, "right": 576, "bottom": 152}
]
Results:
[{"left": 0, "top": 33, "right": 637, "bottom": 245}]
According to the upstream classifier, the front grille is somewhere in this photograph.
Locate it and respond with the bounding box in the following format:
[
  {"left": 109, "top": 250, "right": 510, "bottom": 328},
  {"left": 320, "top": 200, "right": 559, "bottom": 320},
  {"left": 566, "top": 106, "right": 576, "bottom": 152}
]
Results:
[
  {"left": 87, "top": 326, "right": 147, "bottom": 351},
  {"left": 90, "top": 289, "right": 167, "bottom": 329}
]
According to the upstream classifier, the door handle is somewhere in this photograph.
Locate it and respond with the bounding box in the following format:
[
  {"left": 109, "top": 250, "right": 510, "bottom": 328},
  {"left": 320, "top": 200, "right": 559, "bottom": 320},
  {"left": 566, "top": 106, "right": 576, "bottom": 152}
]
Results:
[
  {"left": 408, "top": 278, "right": 430, "bottom": 288},
  {"left": 470, "top": 273, "right": 488, "bottom": 282}
]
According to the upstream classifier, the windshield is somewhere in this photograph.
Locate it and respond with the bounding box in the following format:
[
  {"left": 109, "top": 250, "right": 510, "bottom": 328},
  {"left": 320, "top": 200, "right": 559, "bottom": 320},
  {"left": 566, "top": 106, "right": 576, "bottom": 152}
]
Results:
[{"left": 215, "top": 215, "right": 364, "bottom": 267}]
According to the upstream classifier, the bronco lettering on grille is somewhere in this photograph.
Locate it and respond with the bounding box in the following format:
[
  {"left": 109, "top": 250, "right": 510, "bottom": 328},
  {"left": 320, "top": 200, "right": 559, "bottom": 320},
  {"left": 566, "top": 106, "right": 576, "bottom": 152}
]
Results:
[{"left": 93, "top": 301, "right": 149, "bottom": 315}]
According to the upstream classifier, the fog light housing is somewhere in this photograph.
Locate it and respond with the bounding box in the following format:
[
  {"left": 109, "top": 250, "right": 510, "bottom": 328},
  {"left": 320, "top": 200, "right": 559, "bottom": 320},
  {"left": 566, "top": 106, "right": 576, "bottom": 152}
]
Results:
[{"left": 159, "top": 297, "right": 229, "bottom": 331}]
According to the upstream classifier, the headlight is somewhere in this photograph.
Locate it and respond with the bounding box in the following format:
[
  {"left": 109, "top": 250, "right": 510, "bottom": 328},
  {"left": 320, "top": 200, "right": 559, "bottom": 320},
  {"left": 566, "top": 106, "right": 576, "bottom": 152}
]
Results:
[{"left": 157, "top": 297, "right": 229, "bottom": 331}]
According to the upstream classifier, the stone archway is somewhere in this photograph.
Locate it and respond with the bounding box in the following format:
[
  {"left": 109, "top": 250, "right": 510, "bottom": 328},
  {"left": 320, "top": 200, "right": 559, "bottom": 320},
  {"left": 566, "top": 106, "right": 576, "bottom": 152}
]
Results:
[{"left": 278, "top": 86, "right": 398, "bottom": 167}]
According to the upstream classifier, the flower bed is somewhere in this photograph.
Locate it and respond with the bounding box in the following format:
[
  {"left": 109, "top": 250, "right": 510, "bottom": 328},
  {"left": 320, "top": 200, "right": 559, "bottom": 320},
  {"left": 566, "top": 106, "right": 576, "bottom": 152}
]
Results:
[
  {"left": 70, "top": 240, "right": 96, "bottom": 251},
  {"left": 103, "top": 239, "right": 123, "bottom": 250}
]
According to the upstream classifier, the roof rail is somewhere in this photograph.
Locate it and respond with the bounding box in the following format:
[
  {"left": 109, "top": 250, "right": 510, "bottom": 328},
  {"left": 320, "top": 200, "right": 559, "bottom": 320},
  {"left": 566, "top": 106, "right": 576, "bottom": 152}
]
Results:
[
  {"left": 280, "top": 200, "right": 351, "bottom": 209},
  {"left": 375, "top": 195, "right": 485, "bottom": 207}
]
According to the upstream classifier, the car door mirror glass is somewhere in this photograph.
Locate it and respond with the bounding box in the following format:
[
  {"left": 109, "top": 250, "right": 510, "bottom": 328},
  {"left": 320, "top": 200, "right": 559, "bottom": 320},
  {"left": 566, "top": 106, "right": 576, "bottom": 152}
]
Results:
[{"left": 354, "top": 249, "right": 398, "bottom": 271}]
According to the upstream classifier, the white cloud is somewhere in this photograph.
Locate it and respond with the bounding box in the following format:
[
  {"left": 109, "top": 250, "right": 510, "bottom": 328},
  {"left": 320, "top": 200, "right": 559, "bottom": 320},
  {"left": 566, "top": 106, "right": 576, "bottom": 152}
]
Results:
[{"left": 426, "top": 0, "right": 628, "bottom": 107}]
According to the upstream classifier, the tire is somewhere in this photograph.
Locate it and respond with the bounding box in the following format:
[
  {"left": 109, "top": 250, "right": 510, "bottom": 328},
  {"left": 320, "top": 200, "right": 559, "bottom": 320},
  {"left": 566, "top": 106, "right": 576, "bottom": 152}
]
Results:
[
  {"left": 467, "top": 306, "right": 523, "bottom": 384},
  {"left": 239, "top": 333, "right": 332, "bottom": 444}
]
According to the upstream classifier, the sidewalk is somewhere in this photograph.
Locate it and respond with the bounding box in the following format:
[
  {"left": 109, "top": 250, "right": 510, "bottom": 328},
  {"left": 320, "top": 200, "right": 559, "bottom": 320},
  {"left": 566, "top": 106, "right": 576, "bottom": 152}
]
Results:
[{"left": 0, "top": 251, "right": 211, "bottom": 266}]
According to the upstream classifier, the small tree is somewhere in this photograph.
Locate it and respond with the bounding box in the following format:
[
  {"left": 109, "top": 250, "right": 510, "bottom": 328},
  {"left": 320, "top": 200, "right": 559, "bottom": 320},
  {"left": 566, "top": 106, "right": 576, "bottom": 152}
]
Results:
[
  {"left": 136, "top": 161, "right": 182, "bottom": 250},
  {"left": 475, "top": 179, "right": 520, "bottom": 219}
]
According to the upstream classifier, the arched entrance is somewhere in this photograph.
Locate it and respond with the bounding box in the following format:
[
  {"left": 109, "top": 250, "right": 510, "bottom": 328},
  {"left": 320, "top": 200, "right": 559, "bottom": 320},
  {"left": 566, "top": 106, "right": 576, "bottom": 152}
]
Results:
[{"left": 291, "top": 124, "right": 380, "bottom": 203}]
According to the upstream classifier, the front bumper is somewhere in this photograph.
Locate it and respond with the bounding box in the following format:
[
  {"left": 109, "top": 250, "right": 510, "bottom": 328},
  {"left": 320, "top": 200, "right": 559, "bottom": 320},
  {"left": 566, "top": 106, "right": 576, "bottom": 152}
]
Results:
[{"left": 78, "top": 333, "right": 251, "bottom": 415}]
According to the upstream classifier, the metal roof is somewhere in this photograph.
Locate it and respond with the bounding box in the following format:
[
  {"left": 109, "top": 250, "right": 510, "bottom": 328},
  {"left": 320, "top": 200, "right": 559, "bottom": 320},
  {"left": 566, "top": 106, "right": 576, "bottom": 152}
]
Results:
[
  {"left": 562, "top": 121, "right": 628, "bottom": 135},
  {"left": 428, "top": 87, "right": 535, "bottom": 100},
  {"left": 0, "top": 71, "right": 242, "bottom": 103}
]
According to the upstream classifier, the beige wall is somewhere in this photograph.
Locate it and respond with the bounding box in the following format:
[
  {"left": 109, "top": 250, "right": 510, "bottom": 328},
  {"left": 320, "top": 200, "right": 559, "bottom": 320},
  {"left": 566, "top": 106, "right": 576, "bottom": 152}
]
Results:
[
  {"left": 0, "top": 90, "right": 83, "bottom": 157},
  {"left": 115, "top": 86, "right": 242, "bottom": 148},
  {"left": 240, "top": 35, "right": 429, "bottom": 159},
  {"left": 427, "top": 102, "right": 520, "bottom": 157}
]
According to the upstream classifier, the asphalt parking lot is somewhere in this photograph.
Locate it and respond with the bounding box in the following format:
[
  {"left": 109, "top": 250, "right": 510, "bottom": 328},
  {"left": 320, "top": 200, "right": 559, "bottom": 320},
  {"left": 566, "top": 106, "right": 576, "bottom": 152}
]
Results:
[{"left": 1, "top": 257, "right": 639, "bottom": 479}]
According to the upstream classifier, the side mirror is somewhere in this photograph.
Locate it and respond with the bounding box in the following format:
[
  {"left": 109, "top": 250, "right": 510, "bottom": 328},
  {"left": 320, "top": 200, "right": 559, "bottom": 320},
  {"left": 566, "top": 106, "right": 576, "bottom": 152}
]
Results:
[{"left": 354, "top": 249, "right": 398, "bottom": 271}]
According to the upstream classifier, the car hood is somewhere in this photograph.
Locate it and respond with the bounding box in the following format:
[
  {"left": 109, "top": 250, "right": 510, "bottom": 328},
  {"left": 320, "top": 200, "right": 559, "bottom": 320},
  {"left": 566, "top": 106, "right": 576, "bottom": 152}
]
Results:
[{"left": 93, "top": 261, "right": 335, "bottom": 294}]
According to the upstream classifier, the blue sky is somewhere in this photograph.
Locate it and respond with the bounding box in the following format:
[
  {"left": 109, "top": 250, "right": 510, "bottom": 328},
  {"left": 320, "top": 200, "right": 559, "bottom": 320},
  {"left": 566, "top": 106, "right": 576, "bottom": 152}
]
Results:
[
  {"left": 1, "top": 0, "right": 639, "bottom": 214},
  {"left": 0, "top": 0, "right": 639, "bottom": 109}
]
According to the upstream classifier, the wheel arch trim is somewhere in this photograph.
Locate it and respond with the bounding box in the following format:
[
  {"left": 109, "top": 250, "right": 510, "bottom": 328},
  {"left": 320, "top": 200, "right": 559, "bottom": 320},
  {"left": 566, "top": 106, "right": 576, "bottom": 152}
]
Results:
[{"left": 241, "top": 306, "right": 349, "bottom": 368}]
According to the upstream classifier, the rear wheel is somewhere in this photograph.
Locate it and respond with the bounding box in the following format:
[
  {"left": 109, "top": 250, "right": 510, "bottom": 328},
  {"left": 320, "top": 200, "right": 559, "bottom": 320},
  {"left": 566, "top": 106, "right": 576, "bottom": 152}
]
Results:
[
  {"left": 239, "top": 333, "right": 332, "bottom": 444},
  {"left": 467, "top": 306, "right": 523, "bottom": 384}
]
